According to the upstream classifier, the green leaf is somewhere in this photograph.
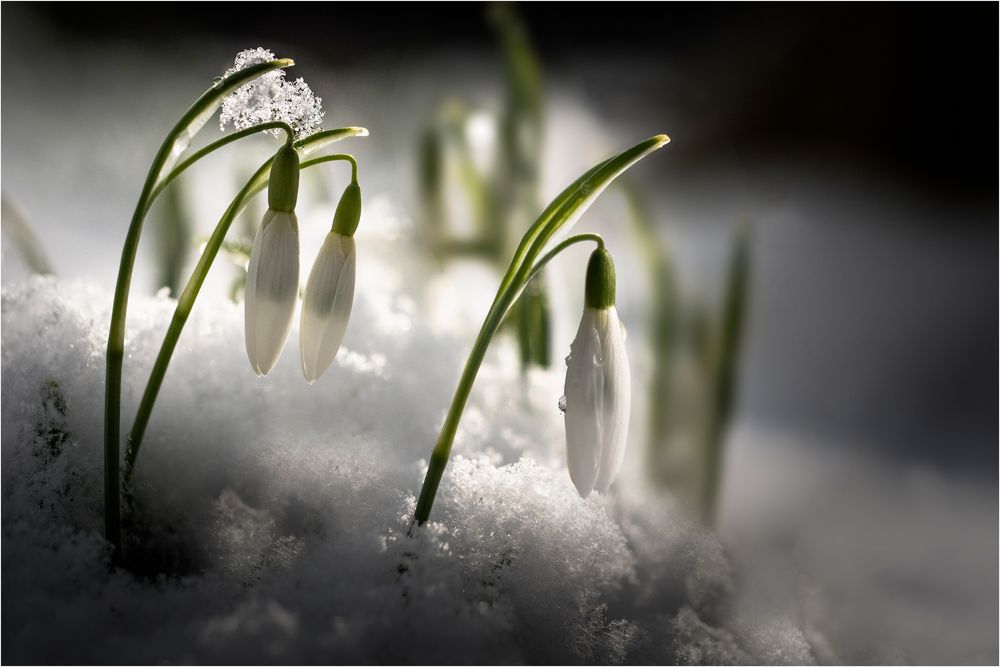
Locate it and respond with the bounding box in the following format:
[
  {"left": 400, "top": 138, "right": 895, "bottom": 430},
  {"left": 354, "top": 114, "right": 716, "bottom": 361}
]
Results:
[{"left": 495, "top": 134, "right": 670, "bottom": 308}]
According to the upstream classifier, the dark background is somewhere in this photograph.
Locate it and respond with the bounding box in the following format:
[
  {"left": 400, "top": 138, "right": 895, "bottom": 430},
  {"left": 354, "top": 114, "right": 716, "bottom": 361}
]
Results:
[{"left": 31, "top": 2, "right": 999, "bottom": 201}]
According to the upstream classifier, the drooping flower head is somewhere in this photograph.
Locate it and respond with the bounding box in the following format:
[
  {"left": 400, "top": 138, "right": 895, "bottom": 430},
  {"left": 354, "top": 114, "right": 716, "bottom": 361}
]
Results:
[
  {"left": 300, "top": 180, "right": 362, "bottom": 383},
  {"left": 245, "top": 144, "right": 301, "bottom": 376},
  {"left": 562, "top": 248, "right": 631, "bottom": 497},
  {"left": 220, "top": 47, "right": 324, "bottom": 138}
]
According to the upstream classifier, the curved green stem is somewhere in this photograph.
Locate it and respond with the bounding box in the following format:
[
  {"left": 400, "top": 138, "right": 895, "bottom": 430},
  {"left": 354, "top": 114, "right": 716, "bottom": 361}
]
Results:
[
  {"left": 522, "top": 233, "right": 603, "bottom": 287},
  {"left": 413, "top": 134, "right": 669, "bottom": 526},
  {"left": 300, "top": 154, "right": 358, "bottom": 182},
  {"left": 104, "top": 59, "right": 294, "bottom": 558},
  {"left": 148, "top": 122, "right": 294, "bottom": 206},
  {"left": 124, "top": 140, "right": 365, "bottom": 480},
  {"left": 502, "top": 234, "right": 603, "bottom": 349}
]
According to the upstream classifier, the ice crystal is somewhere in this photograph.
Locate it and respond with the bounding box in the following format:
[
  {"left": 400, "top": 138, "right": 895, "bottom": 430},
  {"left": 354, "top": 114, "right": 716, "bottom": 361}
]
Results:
[{"left": 219, "top": 48, "right": 324, "bottom": 139}]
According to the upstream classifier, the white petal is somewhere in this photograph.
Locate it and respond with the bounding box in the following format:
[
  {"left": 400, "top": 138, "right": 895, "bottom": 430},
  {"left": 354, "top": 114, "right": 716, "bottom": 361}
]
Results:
[
  {"left": 563, "top": 308, "right": 604, "bottom": 497},
  {"left": 244, "top": 209, "right": 299, "bottom": 376},
  {"left": 593, "top": 307, "right": 631, "bottom": 494},
  {"left": 300, "top": 232, "right": 356, "bottom": 383}
]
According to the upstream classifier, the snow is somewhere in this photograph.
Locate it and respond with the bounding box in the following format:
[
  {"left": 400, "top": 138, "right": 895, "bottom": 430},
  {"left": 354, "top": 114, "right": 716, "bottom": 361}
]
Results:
[
  {"left": 220, "top": 48, "right": 325, "bottom": 139},
  {"left": 3, "top": 258, "right": 808, "bottom": 663}
]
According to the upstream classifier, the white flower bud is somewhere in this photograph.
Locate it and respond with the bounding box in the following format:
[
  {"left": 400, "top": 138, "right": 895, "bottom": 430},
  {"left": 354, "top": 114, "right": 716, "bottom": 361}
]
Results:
[
  {"left": 244, "top": 209, "right": 300, "bottom": 376},
  {"left": 300, "top": 231, "right": 356, "bottom": 383},
  {"left": 562, "top": 306, "right": 631, "bottom": 497}
]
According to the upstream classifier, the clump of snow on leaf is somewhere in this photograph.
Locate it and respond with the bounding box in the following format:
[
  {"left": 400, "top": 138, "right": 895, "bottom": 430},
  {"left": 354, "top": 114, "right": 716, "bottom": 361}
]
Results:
[
  {"left": 219, "top": 47, "right": 324, "bottom": 138},
  {"left": 1, "top": 222, "right": 814, "bottom": 663}
]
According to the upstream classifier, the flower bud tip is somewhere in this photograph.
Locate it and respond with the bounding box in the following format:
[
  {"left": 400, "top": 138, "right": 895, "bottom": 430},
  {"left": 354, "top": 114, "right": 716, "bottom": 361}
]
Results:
[
  {"left": 584, "top": 248, "right": 616, "bottom": 310},
  {"left": 332, "top": 182, "right": 362, "bottom": 237},
  {"left": 267, "top": 145, "right": 300, "bottom": 212}
]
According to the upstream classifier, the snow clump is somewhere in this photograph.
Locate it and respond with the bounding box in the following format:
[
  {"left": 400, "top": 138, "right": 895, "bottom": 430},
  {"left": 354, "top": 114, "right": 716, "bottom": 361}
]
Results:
[{"left": 219, "top": 47, "right": 324, "bottom": 139}]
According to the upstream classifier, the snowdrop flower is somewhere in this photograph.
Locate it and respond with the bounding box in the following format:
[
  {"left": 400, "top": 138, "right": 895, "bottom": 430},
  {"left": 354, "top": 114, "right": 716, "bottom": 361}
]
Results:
[
  {"left": 300, "top": 180, "right": 361, "bottom": 383},
  {"left": 562, "top": 248, "right": 631, "bottom": 497},
  {"left": 245, "top": 144, "right": 301, "bottom": 375}
]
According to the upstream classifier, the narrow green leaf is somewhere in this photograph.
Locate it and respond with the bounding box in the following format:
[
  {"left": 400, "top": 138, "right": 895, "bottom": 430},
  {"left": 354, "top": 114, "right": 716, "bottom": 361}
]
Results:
[{"left": 495, "top": 134, "right": 670, "bottom": 311}]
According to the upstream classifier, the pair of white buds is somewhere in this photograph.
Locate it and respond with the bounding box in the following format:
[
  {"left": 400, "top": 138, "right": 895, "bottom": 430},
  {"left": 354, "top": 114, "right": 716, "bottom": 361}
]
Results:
[
  {"left": 244, "top": 145, "right": 361, "bottom": 383},
  {"left": 562, "top": 248, "right": 631, "bottom": 497}
]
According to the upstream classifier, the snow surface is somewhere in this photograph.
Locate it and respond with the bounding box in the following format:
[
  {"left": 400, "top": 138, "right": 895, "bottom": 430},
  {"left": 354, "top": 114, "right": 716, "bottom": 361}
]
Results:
[{"left": 2, "top": 256, "right": 812, "bottom": 663}]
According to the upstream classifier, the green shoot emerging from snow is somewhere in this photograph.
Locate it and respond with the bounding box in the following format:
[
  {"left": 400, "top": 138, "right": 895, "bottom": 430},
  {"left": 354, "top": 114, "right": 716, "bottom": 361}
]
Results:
[{"left": 413, "top": 134, "right": 670, "bottom": 526}]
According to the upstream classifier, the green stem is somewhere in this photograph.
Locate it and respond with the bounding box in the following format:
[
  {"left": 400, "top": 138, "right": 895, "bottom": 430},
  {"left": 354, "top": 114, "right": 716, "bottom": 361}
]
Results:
[
  {"left": 124, "top": 146, "right": 364, "bottom": 480},
  {"left": 510, "top": 234, "right": 604, "bottom": 371},
  {"left": 522, "top": 233, "right": 603, "bottom": 287},
  {"left": 104, "top": 59, "right": 294, "bottom": 558},
  {"left": 413, "top": 292, "right": 510, "bottom": 525},
  {"left": 148, "top": 122, "right": 294, "bottom": 206},
  {"left": 509, "top": 233, "right": 607, "bottom": 357},
  {"left": 300, "top": 154, "right": 358, "bottom": 182}
]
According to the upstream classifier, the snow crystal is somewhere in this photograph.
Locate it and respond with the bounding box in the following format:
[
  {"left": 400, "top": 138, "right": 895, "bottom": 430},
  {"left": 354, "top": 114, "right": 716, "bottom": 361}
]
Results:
[
  {"left": 219, "top": 48, "right": 324, "bottom": 139},
  {"left": 222, "top": 47, "right": 280, "bottom": 81}
]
